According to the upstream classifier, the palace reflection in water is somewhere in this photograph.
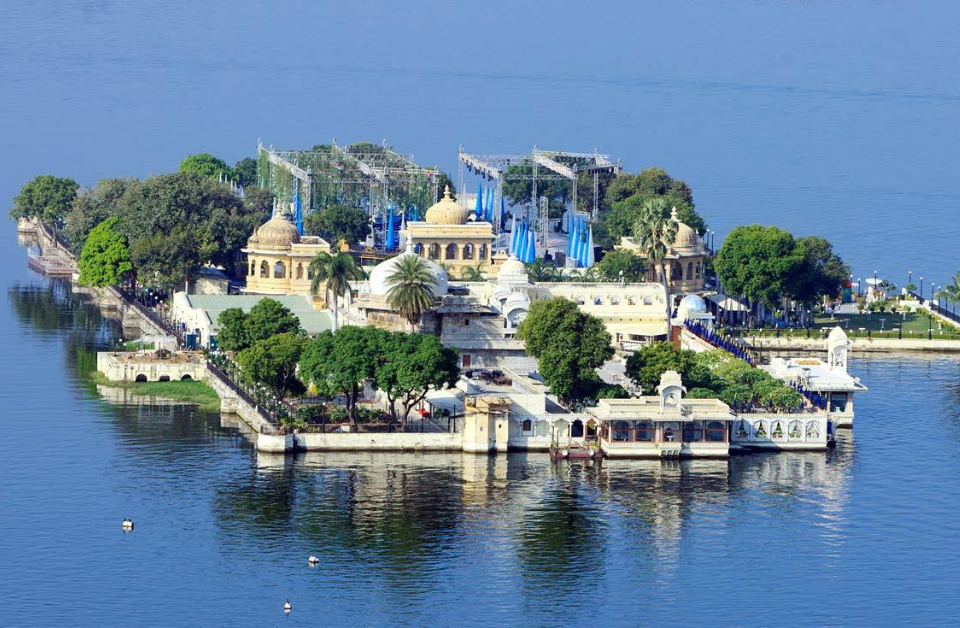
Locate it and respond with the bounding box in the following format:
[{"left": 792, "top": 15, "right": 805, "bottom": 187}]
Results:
[{"left": 10, "top": 272, "right": 960, "bottom": 627}]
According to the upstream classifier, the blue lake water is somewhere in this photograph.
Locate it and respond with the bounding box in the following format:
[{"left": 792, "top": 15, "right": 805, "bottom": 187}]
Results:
[
  {"left": 3, "top": 223, "right": 960, "bottom": 627},
  {"left": 3, "top": 2, "right": 960, "bottom": 626}
]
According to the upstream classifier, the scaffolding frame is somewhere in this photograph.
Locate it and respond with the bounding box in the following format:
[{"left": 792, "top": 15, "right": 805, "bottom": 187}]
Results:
[{"left": 458, "top": 145, "right": 622, "bottom": 247}]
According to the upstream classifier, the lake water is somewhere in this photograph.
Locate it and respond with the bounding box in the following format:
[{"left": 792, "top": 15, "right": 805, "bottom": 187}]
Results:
[
  {"left": 1, "top": 2, "right": 959, "bottom": 288},
  {"left": 3, "top": 2, "right": 960, "bottom": 626},
  {"left": 3, "top": 219, "right": 960, "bottom": 626}
]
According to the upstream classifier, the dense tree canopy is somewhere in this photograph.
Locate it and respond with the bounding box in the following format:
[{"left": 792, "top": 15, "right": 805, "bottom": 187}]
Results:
[
  {"left": 626, "top": 345, "right": 802, "bottom": 412},
  {"left": 516, "top": 298, "right": 614, "bottom": 406},
  {"left": 237, "top": 332, "right": 307, "bottom": 400},
  {"left": 298, "top": 326, "right": 384, "bottom": 426},
  {"left": 77, "top": 217, "right": 132, "bottom": 287},
  {"left": 215, "top": 298, "right": 303, "bottom": 352},
  {"left": 715, "top": 226, "right": 848, "bottom": 309},
  {"left": 10, "top": 175, "right": 79, "bottom": 236},
  {"left": 233, "top": 158, "right": 258, "bottom": 187},
  {"left": 179, "top": 153, "right": 232, "bottom": 179},
  {"left": 303, "top": 205, "right": 371, "bottom": 247},
  {"left": 791, "top": 235, "right": 851, "bottom": 303},
  {"left": 714, "top": 225, "right": 806, "bottom": 308},
  {"left": 597, "top": 167, "right": 704, "bottom": 248},
  {"left": 374, "top": 331, "right": 459, "bottom": 427},
  {"left": 63, "top": 178, "right": 132, "bottom": 252},
  {"left": 594, "top": 248, "right": 646, "bottom": 283}
]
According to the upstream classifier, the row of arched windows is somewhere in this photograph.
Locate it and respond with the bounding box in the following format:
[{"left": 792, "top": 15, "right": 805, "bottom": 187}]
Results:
[
  {"left": 667, "top": 261, "right": 704, "bottom": 281},
  {"left": 247, "top": 259, "right": 313, "bottom": 281},
  {"left": 606, "top": 420, "right": 727, "bottom": 443},
  {"left": 736, "top": 420, "right": 821, "bottom": 440},
  {"left": 422, "top": 243, "right": 488, "bottom": 261}
]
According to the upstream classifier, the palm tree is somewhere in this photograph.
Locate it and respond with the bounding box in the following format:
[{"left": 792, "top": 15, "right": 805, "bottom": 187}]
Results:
[
  {"left": 309, "top": 252, "right": 366, "bottom": 331},
  {"left": 525, "top": 259, "right": 558, "bottom": 282},
  {"left": 935, "top": 270, "right": 960, "bottom": 312},
  {"left": 461, "top": 265, "right": 485, "bottom": 282},
  {"left": 635, "top": 198, "right": 678, "bottom": 322},
  {"left": 386, "top": 255, "right": 437, "bottom": 332}
]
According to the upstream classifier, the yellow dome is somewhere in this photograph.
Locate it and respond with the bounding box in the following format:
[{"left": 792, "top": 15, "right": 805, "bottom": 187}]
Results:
[
  {"left": 425, "top": 186, "right": 470, "bottom": 225},
  {"left": 670, "top": 207, "right": 702, "bottom": 252},
  {"left": 498, "top": 256, "right": 526, "bottom": 277},
  {"left": 252, "top": 213, "right": 301, "bottom": 249}
]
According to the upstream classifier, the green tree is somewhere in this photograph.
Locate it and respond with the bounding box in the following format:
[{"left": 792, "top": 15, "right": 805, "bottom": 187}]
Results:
[
  {"left": 303, "top": 205, "right": 371, "bottom": 247},
  {"left": 237, "top": 332, "right": 306, "bottom": 400},
  {"left": 309, "top": 252, "right": 366, "bottom": 331},
  {"left": 77, "top": 217, "right": 132, "bottom": 287},
  {"left": 233, "top": 158, "right": 258, "bottom": 187},
  {"left": 244, "top": 298, "right": 303, "bottom": 344},
  {"left": 461, "top": 266, "right": 486, "bottom": 282},
  {"left": 179, "top": 153, "right": 232, "bottom": 179},
  {"left": 792, "top": 235, "right": 851, "bottom": 307},
  {"left": 516, "top": 298, "right": 614, "bottom": 407},
  {"left": 625, "top": 341, "right": 715, "bottom": 393},
  {"left": 375, "top": 332, "right": 459, "bottom": 428},
  {"left": 215, "top": 308, "right": 249, "bottom": 351},
  {"left": 114, "top": 172, "right": 256, "bottom": 288},
  {"left": 63, "top": 178, "right": 133, "bottom": 253},
  {"left": 599, "top": 167, "right": 703, "bottom": 248},
  {"left": 594, "top": 248, "right": 647, "bottom": 283},
  {"left": 635, "top": 197, "right": 678, "bottom": 321},
  {"left": 386, "top": 255, "right": 437, "bottom": 332},
  {"left": 714, "top": 224, "right": 806, "bottom": 308},
  {"left": 11, "top": 175, "right": 80, "bottom": 241},
  {"left": 525, "top": 259, "right": 559, "bottom": 282},
  {"left": 298, "top": 326, "right": 382, "bottom": 427}
]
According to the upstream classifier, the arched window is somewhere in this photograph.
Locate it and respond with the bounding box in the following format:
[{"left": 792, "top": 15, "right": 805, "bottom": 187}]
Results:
[
  {"left": 789, "top": 421, "right": 803, "bottom": 439},
  {"left": 260, "top": 261, "right": 269, "bottom": 277},
  {"left": 307, "top": 266, "right": 314, "bottom": 280},
  {"left": 687, "top": 262, "right": 694, "bottom": 280},
  {"left": 445, "top": 243, "right": 458, "bottom": 260},
  {"left": 180, "top": 374, "right": 193, "bottom": 381},
  {"left": 274, "top": 261, "right": 286, "bottom": 279},
  {"left": 634, "top": 420, "right": 654, "bottom": 441},
  {"left": 610, "top": 296, "right": 620, "bottom": 305},
  {"left": 672, "top": 262, "right": 682, "bottom": 280},
  {"left": 696, "top": 261, "right": 702, "bottom": 279},
  {"left": 135, "top": 374, "right": 148, "bottom": 382},
  {"left": 736, "top": 421, "right": 749, "bottom": 438},
  {"left": 754, "top": 421, "right": 768, "bottom": 438},
  {"left": 771, "top": 421, "right": 784, "bottom": 439},
  {"left": 806, "top": 421, "right": 821, "bottom": 439},
  {"left": 414, "top": 243, "right": 423, "bottom": 255},
  {"left": 521, "top": 418, "right": 533, "bottom": 435},
  {"left": 428, "top": 243, "right": 441, "bottom": 260},
  {"left": 478, "top": 244, "right": 488, "bottom": 260},
  {"left": 571, "top": 419, "right": 584, "bottom": 438},
  {"left": 296, "top": 263, "right": 303, "bottom": 280},
  {"left": 682, "top": 421, "right": 703, "bottom": 442},
  {"left": 463, "top": 243, "right": 474, "bottom": 260},
  {"left": 612, "top": 420, "right": 631, "bottom": 441},
  {"left": 706, "top": 421, "right": 727, "bottom": 442},
  {"left": 249, "top": 260, "right": 256, "bottom": 276}
]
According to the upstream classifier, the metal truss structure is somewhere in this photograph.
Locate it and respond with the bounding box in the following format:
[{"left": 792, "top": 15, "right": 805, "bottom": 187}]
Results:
[{"left": 458, "top": 145, "right": 622, "bottom": 248}]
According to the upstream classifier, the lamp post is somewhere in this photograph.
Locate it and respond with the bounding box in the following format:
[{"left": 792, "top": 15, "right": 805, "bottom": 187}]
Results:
[
  {"left": 920, "top": 277, "right": 924, "bottom": 302},
  {"left": 908, "top": 270, "right": 912, "bottom": 288},
  {"left": 857, "top": 278, "right": 862, "bottom": 296},
  {"left": 873, "top": 270, "right": 878, "bottom": 296}
]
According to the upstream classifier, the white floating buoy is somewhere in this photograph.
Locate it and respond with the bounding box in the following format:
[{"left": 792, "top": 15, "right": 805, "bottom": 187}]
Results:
[
  {"left": 121, "top": 518, "right": 134, "bottom": 531},
  {"left": 284, "top": 600, "right": 292, "bottom": 613},
  {"left": 308, "top": 555, "right": 319, "bottom": 566}
]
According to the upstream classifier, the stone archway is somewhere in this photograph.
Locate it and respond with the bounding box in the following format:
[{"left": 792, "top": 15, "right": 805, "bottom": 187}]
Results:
[{"left": 135, "top": 374, "right": 148, "bottom": 382}]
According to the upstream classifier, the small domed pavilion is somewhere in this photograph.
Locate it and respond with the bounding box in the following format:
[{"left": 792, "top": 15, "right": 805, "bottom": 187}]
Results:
[
  {"left": 616, "top": 207, "right": 710, "bottom": 294},
  {"left": 241, "top": 205, "right": 331, "bottom": 298},
  {"left": 405, "top": 186, "right": 498, "bottom": 279}
]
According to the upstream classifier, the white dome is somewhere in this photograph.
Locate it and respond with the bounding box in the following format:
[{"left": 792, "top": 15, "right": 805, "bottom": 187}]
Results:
[
  {"left": 677, "top": 294, "right": 708, "bottom": 321},
  {"left": 369, "top": 241, "right": 448, "bottom": 297}
]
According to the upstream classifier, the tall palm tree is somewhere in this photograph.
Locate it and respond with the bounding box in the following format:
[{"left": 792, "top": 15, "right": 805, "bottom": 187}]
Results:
[
  {"left": 386, "top": 255, "right": 437, "bottom": 332},
  {"left": 309, "top": 252, "right": 366, "bottom": 331},
  {"left": 635, "top": 198, "right": 678, "bottom": 322}
]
